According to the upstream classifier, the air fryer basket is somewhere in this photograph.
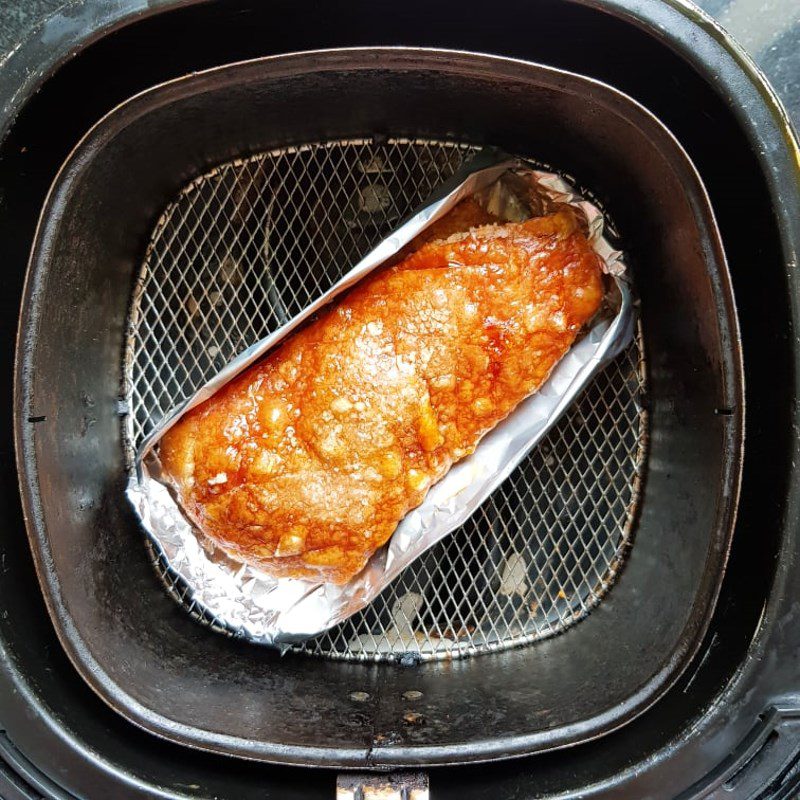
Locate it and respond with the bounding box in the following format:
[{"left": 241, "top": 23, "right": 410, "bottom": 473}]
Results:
[
  {"left": 15, "top": 50, "right": 741, "bottom": 766},
  {"left": 128, "top": 138, "right": 647, "bottom": 661}
]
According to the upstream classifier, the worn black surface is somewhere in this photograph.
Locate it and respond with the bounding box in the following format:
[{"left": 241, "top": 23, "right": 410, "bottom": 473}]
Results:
[
  {"left": 0, "top": 0, "right": 796, "bottom": 127},
  {"left": 15, "top": 48, "right": 742, "bottom": 767}
]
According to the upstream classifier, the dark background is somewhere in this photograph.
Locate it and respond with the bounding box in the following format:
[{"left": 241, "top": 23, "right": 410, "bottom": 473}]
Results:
[{"left": 1, "top": 0, "right": 797, "bottom": 128}]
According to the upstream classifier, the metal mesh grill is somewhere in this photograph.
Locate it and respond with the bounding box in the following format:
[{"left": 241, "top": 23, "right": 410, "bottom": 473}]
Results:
[{"left": 124, "top": 138, "right": 647, "bottom": 662}]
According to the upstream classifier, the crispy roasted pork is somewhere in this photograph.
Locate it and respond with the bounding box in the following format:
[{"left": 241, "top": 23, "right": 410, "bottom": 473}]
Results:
[{"left": 160, "top": 205, "right": 603, "bottom": 583}]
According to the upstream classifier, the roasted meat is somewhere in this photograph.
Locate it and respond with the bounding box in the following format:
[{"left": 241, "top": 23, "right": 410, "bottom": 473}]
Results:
[{"left": 160, "top": 206, "right": 604, "bottom": 583}]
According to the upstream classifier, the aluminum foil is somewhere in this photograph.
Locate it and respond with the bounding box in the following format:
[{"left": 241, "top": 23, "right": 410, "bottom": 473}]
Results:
[{"left": 127, "top": 150, "right": 634, "bottom": 645}]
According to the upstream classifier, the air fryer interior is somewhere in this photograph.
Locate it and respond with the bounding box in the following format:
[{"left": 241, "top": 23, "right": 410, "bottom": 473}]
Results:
[
  {"left": 128, "top": 138, "right": 647, "bottom": 662},
  {"left": 0, "top": 0, "right": 792, "bottom": 796},
  {"left": 16, "top": 50, "right": 740, "bottom": 766}
]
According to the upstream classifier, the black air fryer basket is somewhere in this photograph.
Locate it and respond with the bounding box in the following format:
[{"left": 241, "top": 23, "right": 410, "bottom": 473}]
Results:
[{"left": 0, "top": 1, "right": 798, "bottom": 798}]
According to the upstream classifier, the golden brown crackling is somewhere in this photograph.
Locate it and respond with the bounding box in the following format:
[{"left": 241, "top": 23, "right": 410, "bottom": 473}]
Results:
[{"left": 160, "top": 206, "right": 604, "bottom": 583}]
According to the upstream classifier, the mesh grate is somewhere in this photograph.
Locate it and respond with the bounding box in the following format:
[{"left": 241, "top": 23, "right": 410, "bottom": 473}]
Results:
[{"left": 124, "top": 138, "right": 647, "bottom": 662}]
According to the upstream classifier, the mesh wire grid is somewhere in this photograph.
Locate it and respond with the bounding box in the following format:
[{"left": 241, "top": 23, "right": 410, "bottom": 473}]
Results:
[{"left": 124, "top": 138, "right": 648, "bottom": 662}]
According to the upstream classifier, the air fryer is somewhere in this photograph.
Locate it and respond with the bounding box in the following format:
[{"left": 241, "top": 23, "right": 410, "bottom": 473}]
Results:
[{"left": 0, "top": 1, "right": 798, "bottom": 798}]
